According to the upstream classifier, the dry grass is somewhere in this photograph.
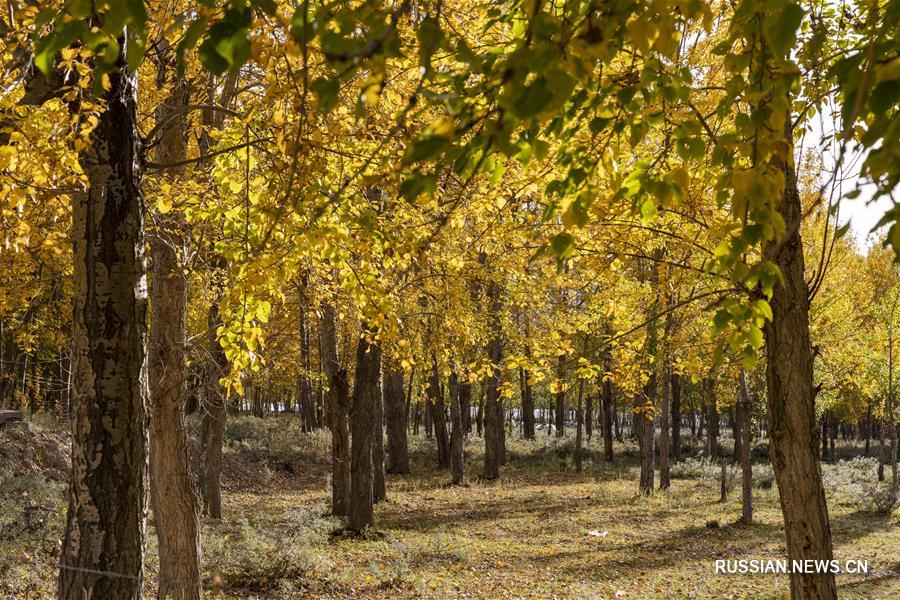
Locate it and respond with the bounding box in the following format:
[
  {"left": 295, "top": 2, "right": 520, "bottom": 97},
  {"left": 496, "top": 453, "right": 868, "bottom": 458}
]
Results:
[{"left": 2, "top": 415, "right": 898, "bottom": 599}]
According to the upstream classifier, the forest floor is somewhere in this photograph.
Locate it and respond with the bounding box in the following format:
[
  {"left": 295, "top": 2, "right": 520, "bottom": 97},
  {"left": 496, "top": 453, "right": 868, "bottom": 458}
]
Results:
[{"left": 1, "top": 414, "right": 898, "bottom": 599}]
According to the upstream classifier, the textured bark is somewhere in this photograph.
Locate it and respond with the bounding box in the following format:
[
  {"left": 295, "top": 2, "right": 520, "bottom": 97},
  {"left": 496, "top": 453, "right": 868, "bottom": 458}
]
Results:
[
  {"left": 321, "top": 304, "right": 350, "bottom": 516},
  {"left": 348, "top": 334, "right": 381, "bottom": 531},
  {"left": 671, "top": 374, "right": 682, "bottom": 463},
  {"left": 200, "top": 300, "right": 227, "bottom": 520},
  {"left": 297, "top": 281, "right": 316, "bottom": 431},
  {"left": 574, "top": 380, "right": 584, "bottom": 472},
  {"left": 659, "top": 366, "right": 671, "bottom": 490},
  {"left": 147, "top": 72, "right": 202, "bottom": 600},
  {"left": 739, "top": 369, "right": 753, "bottom": 524},
  {"left": 449, "top": 370, "right": 465, "bottom": 484},
  {"left": 484, "top": 276, "right": 503, "bottom": 480},
  {"left": 60, "top": 47, "right": 148, "bottom": 600},
  {"left": 428, "top": 358, "right": 450, "bottom": 469},
  {"left": 765, "top": 125, "right": 837, "bottom": 599},
  {"left": 601, "top": 355, "right": 614, "bottom": 462},
  {"left": 460, "top": 381, "right": 472, "bottom": 436},
  {"left": 373, "top": 366, "right": 386, "bottom": 503},
  {"left": 384, "top": 368, "right": 410, "bottom": 474}
]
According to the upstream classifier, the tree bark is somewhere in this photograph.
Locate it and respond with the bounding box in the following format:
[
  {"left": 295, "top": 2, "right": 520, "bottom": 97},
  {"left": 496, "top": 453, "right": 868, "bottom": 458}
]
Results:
[
  {"left": 199, "top": 298, "right": 227, "bottom": 520},
  {"left": 671, "top": 373, "right": 682, "bottom": 462},
  {"left": 428, "top": 358, "right": 450, "bottom": 468},
  {"left": 449, "top": 369, "right": 465, "bottom": 484},
  {"left": 575, "top": 380, "right": 584, "bottom": 472},
  {"left": 704, "top": 378, "right": 719, "bottom": 458},
  {"left": 521, "top": 367, "right": 535, "bottom": 440},
  {"left": 61, "top": 46, "right": 148, "bottom": 600},
  {"left": 348, "top": 333, "right": 381, "bottom": 531},
  {"left": 384, "top": 367, "right": 410, "bottom": 474},
  {"left": 147, "top": 72, "right": 201, "bottom": 599},
  {"left": 321, "top": 304, "right": 350, "bottom": 516},
  {"left": 739, "top": 368, "right": 753, "bottom": 525},
  {"left": 484, "top": 275, "right": 503, "bottom": 480},
  {"left": 765, "top": 121, "right": 837, "bottom": 598},
  {"left": 659, "top": 364, "right": 671, "bottom": 490},
  {"left": 373, "top": 364, "right": 386, "bottom": 503}
]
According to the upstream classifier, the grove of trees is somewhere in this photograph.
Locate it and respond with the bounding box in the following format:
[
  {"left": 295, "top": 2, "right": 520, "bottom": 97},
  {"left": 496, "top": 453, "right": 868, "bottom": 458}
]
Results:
[{"left": 0, "top": 0, "right": 898, "bottom": 598}]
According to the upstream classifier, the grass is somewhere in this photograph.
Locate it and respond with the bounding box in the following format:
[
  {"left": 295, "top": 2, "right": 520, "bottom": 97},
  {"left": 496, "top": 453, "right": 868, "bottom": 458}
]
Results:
[{"left": 2, "top": 415, "right": 898, "bottom": 598}]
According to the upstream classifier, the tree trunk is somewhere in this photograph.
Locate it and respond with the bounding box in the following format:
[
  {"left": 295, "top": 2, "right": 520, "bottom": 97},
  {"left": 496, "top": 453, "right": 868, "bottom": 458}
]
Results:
[
  {"left": 449, "top": 369, "right": 465, "bottom": 484},
  {"left": 484, "top": 274, "right": 503, "bottom": 480},
  {"left": 348, "top": 333, "right": 381, "bottom": 531},
  {"left": 765, "top": 121, "right": 837, "bottom": 599},
  {"left": 601, "top": 371, "right": 614, "bottom": 462},
  {"left": 575, "top": 380, "right": 584, "bottom": 472},
  {"left": 147, "top": 72, "right": 201, "bottom": 600},
  {"left": 373, "top": 364, "right": 386, "bottom": 503},
  {"left": 61, "top": 46, "right": 148, "bottom": 600},
  {"left": 659, "top": 365, "right": 671, "bottom": 490},
  {"left": 521, "top": 367, "right": 535, "bottom": 440},
  {"left": 199, "top": 299, "right": 227, "bottom": 520},
  {"left": 704, "top": 378, "right": 719, "bottom": 458},
  {"left": 428, "top": 358, "right": 450, "bottom": 468},
  {"left": 475, "top": 392, "right": 483, "bottom": 437},
  {"left": 321, "top": 304, "right": 350, "bottom": 516},
  {"left": 554, "top": 355, "right": 565, "bottom": 438},
  {"left": 585, "top": 392, "right": 593, "bottom": 441},
  {"left": 739, "top": 368, "right": 753, "bottom": 524},
  {"left": 460, "top": 381, "right": 472, "bottom": 436},
  {"left": 384, "top": 367, "right": 410, "bottom": 474},
  {"left": 297, "top": 280, "right": 316, "bottom": 431},
  {"left": 671, "top": 373, "right": 682, "bottom": 462}
]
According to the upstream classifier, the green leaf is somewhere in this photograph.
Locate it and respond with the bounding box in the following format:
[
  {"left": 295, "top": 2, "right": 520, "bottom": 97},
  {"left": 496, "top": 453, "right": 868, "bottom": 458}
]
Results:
[
  {"left": 311, "top": 77, "right": 340, "bottom": 112},
  {"left": 404, "top": 135, "right": 450, "bottom": 164},
  {"left": 550, "top": 232, "right": 575, "bottom": 259},
  {"left": 764, "top": 2, "right": 805, "bottom": 56}
]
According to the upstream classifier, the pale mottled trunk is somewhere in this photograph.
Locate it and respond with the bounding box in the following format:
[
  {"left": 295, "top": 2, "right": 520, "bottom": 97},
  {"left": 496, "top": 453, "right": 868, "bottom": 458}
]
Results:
[
  {"left": 449, "top": 370, "right": 465, "bottom": 484},
  {"left": 738, "top": 368, "right": 753, "bottom": 524},
  {"left": 321, "top": 304, "right": 350, "bottom": 516},
  {"left": 765, "top": 125, "right": 836, "bottom": 599},
  {"left": 348, "top": 334, "right": 381, "bottom": 531},
  {"left": 61, "top": 48, "right": 148, "bottom": 600},
  {"left": 148, "top": 73, "right": 202, "bottom": 599}
]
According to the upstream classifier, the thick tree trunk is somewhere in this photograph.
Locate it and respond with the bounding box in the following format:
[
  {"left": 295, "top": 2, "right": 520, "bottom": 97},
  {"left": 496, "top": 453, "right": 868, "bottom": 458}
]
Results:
[
  {"left": 348, "top": 334, "right": 381, "bottom": 531},
  {"left": 147, "top": 73, "right": 202, "bottom": 599},
  {"left": 321, "top": 304, "right": 351, "bottom": 516},
  {"left": 765, "top": 127, "right": 837, "bottom": 599},
  {"left": 449, "top": 369, "right": 465, "bottom": 484},
  {"left": 739, "top": 369, "right": 753, "bottom": 524},
  {"left": 61, "top": 49, "right": 149, "bottom": 600},
  {"left": 384, "top": 368, "right": 410, "bottom": 474},
  {"left": 671, "top": 373, "right": 682, "bottom": 462}
]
